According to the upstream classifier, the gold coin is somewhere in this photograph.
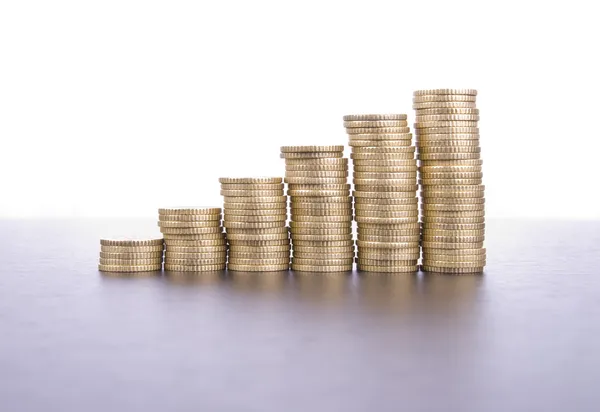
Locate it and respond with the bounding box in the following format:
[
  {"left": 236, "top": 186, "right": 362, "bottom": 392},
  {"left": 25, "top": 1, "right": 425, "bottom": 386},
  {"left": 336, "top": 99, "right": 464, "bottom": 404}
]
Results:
[
  {"left": 291, "top": 228, "right": 352, "bottom": 236},
  {"left": 228, "top": 245, "right": 290, "bottom": 252},
  {"left": 354, "top": 185, "right": 417, "bottom": 193},
  {"left": 291, "top": 233, "right": 352, "bottom": 241},
  {"left": 220, "top": 189, "right": 283, "bottom": 197},
  {"left": 354, "top": 178, "right": 416, "bottom": 186},
  {"left": 354, "top": 197, "right": 417, "bottom": 206},
  {"left": 420, "top": 178, "right": 483, "bottom": 186},
  {"left": 422, "top": 223, "right": 485, "bottom": 231},
  {"left": 416, "top": 134, "right": 480, "bottom": 142},
  {"left": 165, "top": 251, "right": 227, "bottom": 259},
  {"left": 158, "top": 207, "right": 221, "bottom": 215},
  {"left": 423, "top": 212, "right": 485, "bottom": 221},
  {"left": 290, "top": 220, "right": 352, "bottom": 228},
  {"left": 99, "top": 252, "right": 164, "bottom": 259},
  {"left": 353, "top": 191, "right": 416, "bottom": 199},
  {"left": 291, "top": 264, "right": 352, "bottom": 272},
  {"left": 98, "top": 264, "right": 162, "bottom": 273},
  {"left": 220, "top": 183, "right": 284, "bottom": 191},
  {"left": 166, "top": 246, "right": 227, "bottom": 254},
  {"left": 223, "top": 221, "right": 287, "bottom": 229},
  {"left": 422, "top": 229, "right": 485, "bottom": 237},
  {"left": 160, "top": 227, "right": 223, "bottom": 235},
  {"left": 100, "top": 238, "right": 163, "bottom": 246},
  {"left": 283, "top": 158, "right": 348, "bottom": 165},
  {"left": 280, "top": 145, "right": 345, "bottom": 153},
  {"left": 223, "top": 214, "right": 286, "bottom": 222},
  {"left": 421, "top": 172, "right": 483, "bottom": 179},
  {"left": 420, "top": 166, "right": 482, "bottom": 175},
  {"left": 355, "top": 203, "right": 418, "bottom": 212},
  {"left": 422, "top": 255, "right": 486, "bottom": 264},
  {"left": 224, "top": 208, "right": 287, "bottom": 216},
  {"left": 414, "top": 108, "right": 479, "bottom": 115},
  {"left": 357, "top": 234, "right": 420, "bottom": 242},
  {"left": 348, "top": 133, "right": 412, "bottom": 141},
  {"left": 226, "top": 233, "right": 289, "bottom": 241},
  {"left": 353, "top": 165, "right": 417, "bottom": 173},
  {"left": 293, "top": 257, "right": 354, "bottom": 266},
  {"left": 288, "top": 190, "right": 350, "bottom": 197},
  {"left": 413, "top": 101, "right": 477, "bottom": 109},
  {"left": 165, "top": 258, "right": 226, "bottom": 266},
  {"left": 100, "top": 245, "right": 164, "bottom": 253},
  {"left": 228, "top": 239, "right": 290, "bottom": 246},
  {"left": 354, "top": 172, "right": 417, "bottom": 179},
  {"left": 352, "top": 159, "right": 416, "bottom": 166},
  {"left": 288, "top": 183, "right": 350, "bottom": 191},
  {"left": 358, "top": 222, "right": 421, "bottom": 231},
  {"left": 422, "top": 192, "right": 485, "bottom": 200},
  {"left": 413, "top": 95, "right": 476, "bottom": 103},
  {"left": 280, "top": 152, "right": 343, "bottom": 159},
  {"left": 344, "top": 120, "right": 408, "bottom": 128},
  {"left": 419, "top": 152, "right": 480, "bottom": 161},
  {"left": 346, "top": 127, "right": 411, "bottom": 135},
  {"left": 351, "top": 147, "right": 415, "bottom": 154},
  {"left": 418, "top": 146, "right": 480, "bottom": 154},
  {"left": 422, "top": 260, "right": 485, "bottom": 269},
  {"left": 291, "top": 196, "right": 351, "bottom": 204},
  {"left": 285, "top": 170, "right": 348, "bottom": 177},
  {"left": 416, "top": 114, "right": 479, "bottom": 122},
  {"left": 358, "top": 227, "right": 420, "bottom": 236},
  {"left": 229, "top": 252, "right": 290, "bottom": 259},
  {"left": 158, "top": 221, "right": 221, "bottom": 228},
  {"left": 292, "top": 214, "right": 352, "bottom": 222},
  {"left": 351, "top": 152, "right": 414, "bottom": 160},
  {"left": 226, "top": 227, "right": 288, "bottom": 234},
  {"left": 356, "top": 240, "right": 418, "bottom": 249},
  {"left": 99, "top": 258, "right": 161, "bottom": 266},
  {"left": 224, "top": 202, "right": 287, "bottom": 210},
  {"left": 164, "top": 264, "right": 226, "bottom": 272},
  {"left": 158, "top": 213, "right": 221, "bottom": 222},
  {"left": 420, "top": 159, "right": 483, "bottom": 167},
  {"left": 349, "top": 139, "right": 412, "bottom": 147},
  {"left": 357, "top": 258, "right": 418, "bottom": 266},
  {"left": 422, "top": 248, "right": 486, "bottom": 256},
  {"left": 228, "top": 264, "right": 289, "bottom": 272},
  {"left": 357, "top": 264, "right": 418, "bottom": 273},
  {"left": 414, "top": 89, "right": 477, "bottom": 96},
  {"left": 357, "top": 252, "right": 420, "bottom": 260},
  {"left": 292, "top": 240, "right": 354, "bottom": 247},
  {"left": 165, "top": 239, "right": 227, "bottom": 247},
  {"left": 293, "top": 252, "right": 355, "bottom": 259},
  {"left": 422, "top": 217, "right": 485, "bottom": 224},
  {"left": 421, "top": 265, "right": 484, "bottom": 274},
  {"left": 163, "top": 232, "right": 226, "bottom": 240},
  {"left": 292, "top": 246, "right": 354, "bottom": 254},
  {"left": 423, "top": 204, "right": 485, "bottom": 212},
  {"left": 417, "top": 139, "right": 480, "bottom": 148},
  {"left": 422, "top": 238, "right": 485, "bottom": 246},
  {"left": 219, "top": 177, "right": 282, "bottom": 184},
  {"left": 286, "top": 164, "right": 349, "bottom": 171},
  {"left": 343, "top": 114, "right": 408, "bottom": 121},
  {"left": 423, "top": 183, "right": 484, "bottom": 192},
  {"left": 355, "top": 210, "right": 418, "bottom": 218},
  {"left": 228, "top": 258, "right": 290, "bottom": 265},
  {"left": 416, "top": 127, "right": 479, "bottom": 134}
]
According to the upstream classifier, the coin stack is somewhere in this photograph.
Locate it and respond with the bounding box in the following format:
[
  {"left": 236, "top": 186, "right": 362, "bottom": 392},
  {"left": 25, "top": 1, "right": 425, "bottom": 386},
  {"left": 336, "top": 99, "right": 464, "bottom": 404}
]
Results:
[
  {"left": 281, "top": 146, "right": 354, "bottom": 272},
  {"left": 158, "top": 207, "right": 227, "bottom": 272},
  {"left": 344, "top": 115, "right": 420, "bottom": 272},
  {"left": 220, "top": 177, "right": 290, "bottom": 272},
  {"left": 98, "top": 239, "right": 164, "bottom": 272},
  {"left": 413, "top": 89, "right": 486, "bottom": 274}
]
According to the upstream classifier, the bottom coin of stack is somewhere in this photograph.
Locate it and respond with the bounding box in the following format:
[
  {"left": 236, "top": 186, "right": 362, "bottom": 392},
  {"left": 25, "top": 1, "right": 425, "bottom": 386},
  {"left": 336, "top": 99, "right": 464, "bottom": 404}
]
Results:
[
  {"left": 220, "top": 177, "right": 290, "bottom": 272},
  {"left": 343, "top": 114, "right": 420, "bottom": 273},
  {"left": 158, "top": 207, "right": 227, "bottom": 272},
  {"left": 98, "top": 239, "right": 164, "bottom": 272},
  {"left": 281, "top": 145, "right": 354, "bottom": 272},
  {"left": 413, "top": 88, "right": 486, "bottom": 274}
]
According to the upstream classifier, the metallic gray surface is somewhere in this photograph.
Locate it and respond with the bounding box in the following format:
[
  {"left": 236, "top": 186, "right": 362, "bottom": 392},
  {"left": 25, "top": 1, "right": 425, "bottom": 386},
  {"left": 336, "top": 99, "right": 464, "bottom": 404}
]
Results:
[{"left": 1, "top": 219, "right": 599, "bottom": 411}]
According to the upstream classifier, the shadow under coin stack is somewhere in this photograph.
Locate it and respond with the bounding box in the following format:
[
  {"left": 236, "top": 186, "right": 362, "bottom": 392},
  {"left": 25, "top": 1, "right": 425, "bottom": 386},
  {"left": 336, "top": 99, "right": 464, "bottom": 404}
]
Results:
[
  {"left": 281, "top": 146, "right": 354, "bottom": 272},
  {"left": 158, "top": 207, "right": 227, "bottom": 272},
  {"left": 98, "top": 239, "right": 164, "bottom": 272},
  {"left": 344, "top": 115, "right": 420, "bottom": 273},
  {"left": 220, "top": 177, "right": 290, "bottom": 272},
  {"left": 413, "top": 89, "right": 486, "bottom": 274}
]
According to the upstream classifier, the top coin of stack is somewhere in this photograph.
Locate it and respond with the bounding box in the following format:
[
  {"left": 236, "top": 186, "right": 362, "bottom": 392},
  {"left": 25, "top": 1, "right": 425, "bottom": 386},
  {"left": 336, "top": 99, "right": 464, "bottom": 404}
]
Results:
[
  {"left": 158, "top": 207, "right": 227, "bottom": 272},
  {"left": 413, "top": 89, "right": 486, "bottom": 274},
  {"left": 98, "top": 238, "right": 164, "bottom": 272},
  {"left": 220, "top": 177, "right": 290, "bottom": 272},
  {"left": 281, "top": 146, "right": 354, "bottom": 272},
  {"left": 344, "top": 114, "right": 420, "bottom": 273}
]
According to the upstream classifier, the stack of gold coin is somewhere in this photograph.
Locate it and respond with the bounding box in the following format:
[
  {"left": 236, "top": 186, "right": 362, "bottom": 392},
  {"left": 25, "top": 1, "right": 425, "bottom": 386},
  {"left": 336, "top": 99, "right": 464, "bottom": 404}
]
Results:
[
  {"left": 413, "top": 89, "right": 486, "bottom": 274},
  {"left": 220, "top": 177, "right": 290, "bottom": 272},
  {"left": 281, "top": 146, "right": 354, "bottom": 272},
  {"left": 98, "top": 238, "right": 164, "bottom": 272},
  {"left": 158, "top": 207, "right": 227, "bottom": 272},
  {"left": 343, "top": 114, "right": 420, "bottom": 273}
]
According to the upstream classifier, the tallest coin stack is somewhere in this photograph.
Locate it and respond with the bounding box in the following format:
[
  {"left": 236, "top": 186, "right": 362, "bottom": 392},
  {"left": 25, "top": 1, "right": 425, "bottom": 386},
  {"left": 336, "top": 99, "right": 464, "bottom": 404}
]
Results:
[{"left": 413, "top": 89, "right": 486, "bottom": 274}]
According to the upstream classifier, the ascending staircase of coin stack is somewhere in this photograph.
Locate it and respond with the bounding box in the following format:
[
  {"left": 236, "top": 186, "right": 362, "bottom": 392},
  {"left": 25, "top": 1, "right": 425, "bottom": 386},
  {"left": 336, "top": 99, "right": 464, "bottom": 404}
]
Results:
[
  {"left": 413, "top": 89, "right": 486, "bottom": 274},
  {"left": 158, "top": 207, "right": 227, "bottom": 272},
  {"left": 281, "top": 146, "right": 354, "bottom": 272},
  {"left": 220, "top": 177, "right": 290, "bottom": 272},
  {"left": 343, "top": 115, "right": 420, "bottom": 272}
]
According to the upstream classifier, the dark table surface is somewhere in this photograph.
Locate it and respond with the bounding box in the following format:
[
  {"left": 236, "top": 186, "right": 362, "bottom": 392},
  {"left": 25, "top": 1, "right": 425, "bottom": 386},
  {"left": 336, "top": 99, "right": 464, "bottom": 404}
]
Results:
[{"left": 1, "top": 218, "right": 599, "bottom": 412}]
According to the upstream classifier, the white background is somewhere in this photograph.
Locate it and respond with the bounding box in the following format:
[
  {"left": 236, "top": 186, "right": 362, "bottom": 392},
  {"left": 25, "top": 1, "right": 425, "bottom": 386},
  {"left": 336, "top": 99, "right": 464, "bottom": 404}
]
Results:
[{"left": 1, "top": 0, "right": 598, "bottom": 219}]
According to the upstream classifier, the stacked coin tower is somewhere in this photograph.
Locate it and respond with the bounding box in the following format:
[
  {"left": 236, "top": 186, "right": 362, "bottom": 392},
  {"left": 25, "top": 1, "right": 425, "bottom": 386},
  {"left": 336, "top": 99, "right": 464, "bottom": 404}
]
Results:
[
  {"left": 98, "top": 239, "right": 164, "bottom": 272},
  {"left": 281, "top": 146, "right": 354, "bottom": 272},
  {"left": 158, "top": 207, "right": 227, "bottom": 272},
  {"left": 344, "top": 115, "right": 420, "bottom": 272},
  {"left": 220, "top": 177, "right": 290, "bottom": 272},
  {"left": 413, "top": 89, "right": 486, "bottom": 274}
]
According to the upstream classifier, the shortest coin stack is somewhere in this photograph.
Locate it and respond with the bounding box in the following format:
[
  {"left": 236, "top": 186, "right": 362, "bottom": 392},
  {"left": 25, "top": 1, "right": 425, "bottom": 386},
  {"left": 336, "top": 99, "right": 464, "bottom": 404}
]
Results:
[
  {"left": 220, "top": 177, "right": 290, "bottom": 272},
  {"left": 158, "top": 207, "right": 227, "bottom": 272},
  {"left": 98, "top": 239, "right": 164, "bottom": 272}
]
